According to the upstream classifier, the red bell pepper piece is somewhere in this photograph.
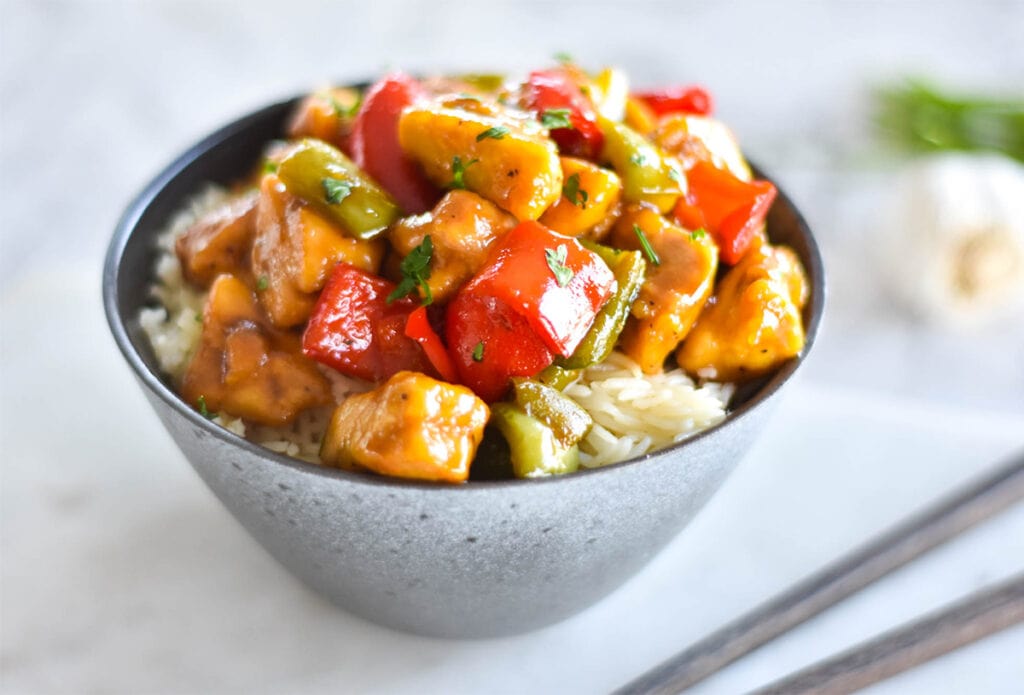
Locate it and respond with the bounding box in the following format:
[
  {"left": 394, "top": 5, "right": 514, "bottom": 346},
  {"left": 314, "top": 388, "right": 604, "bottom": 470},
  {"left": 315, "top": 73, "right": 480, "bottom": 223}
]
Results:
[
  {"left": 302, "top": 263, "right": 431, "bottom": 381},
  {"left": 523, "top": 69, "right": 604, "bottom": 160},
  {"left": 404, "top": 306, "right": 459, "bottom": 384},
  {"left": 673, "top": 161, "right": 777, "bottom": 265},
  {"left": 350, "top": 73, "right": 441, "bottom": 215},
  {"left": 445, "top": 292, "right": 554, "bottom": 403},
  {"left": 634, "top": 85, "right": 714, "bottom": 117},
  {"left": 472, "top": 221, "right": 616, "bottom": 358},
  {"left": 446, "top": 221, "right": 615, "bottom": 402}
]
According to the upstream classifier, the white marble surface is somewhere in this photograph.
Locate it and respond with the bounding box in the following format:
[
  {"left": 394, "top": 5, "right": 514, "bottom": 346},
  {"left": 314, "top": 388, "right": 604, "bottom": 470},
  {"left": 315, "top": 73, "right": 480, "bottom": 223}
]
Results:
[{"left": 2, "top": 1, "right": 1023, "bottom": 693}]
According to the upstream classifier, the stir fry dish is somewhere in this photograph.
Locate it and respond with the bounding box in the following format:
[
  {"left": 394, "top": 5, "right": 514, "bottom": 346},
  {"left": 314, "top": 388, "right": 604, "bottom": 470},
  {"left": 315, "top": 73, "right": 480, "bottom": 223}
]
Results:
[{"left": 145, "top": 60, "right": 809, "bottom": 483}]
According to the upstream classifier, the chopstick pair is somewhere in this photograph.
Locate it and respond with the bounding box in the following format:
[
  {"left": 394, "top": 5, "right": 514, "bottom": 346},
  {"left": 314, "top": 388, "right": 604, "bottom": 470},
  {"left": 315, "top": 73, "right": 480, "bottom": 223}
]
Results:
[{"left": 616, "top": 451, "right": 1024, "bottom": 695}]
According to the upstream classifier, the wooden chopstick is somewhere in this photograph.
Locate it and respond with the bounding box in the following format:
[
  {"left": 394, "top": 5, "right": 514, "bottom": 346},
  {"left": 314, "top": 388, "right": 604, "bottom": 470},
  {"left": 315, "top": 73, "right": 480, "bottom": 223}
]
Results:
[
  {"left": 614, "top": 452, "right": 1024, "bottom": 695},
  {"left": 749, "top": 572, "right": 1024, "bottom": 695}
]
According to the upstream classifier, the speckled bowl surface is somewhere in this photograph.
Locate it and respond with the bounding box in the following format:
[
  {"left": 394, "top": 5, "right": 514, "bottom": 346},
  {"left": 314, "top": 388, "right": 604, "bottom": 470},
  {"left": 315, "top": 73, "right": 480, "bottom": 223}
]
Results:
[{"left": 103, "top": 95, "right": 824, "bottom": 638}]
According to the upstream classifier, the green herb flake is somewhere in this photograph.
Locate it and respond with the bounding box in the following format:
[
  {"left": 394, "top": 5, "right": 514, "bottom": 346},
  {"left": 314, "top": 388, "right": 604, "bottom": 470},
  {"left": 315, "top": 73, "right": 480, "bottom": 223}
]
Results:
[
  {"left": 554, "top": 51, "right": 573, "bottom": 64},
  {"left": 327, "top": 94, "right": 345, "bottom": 115},
  {"left": 197, "top": 395, "right": 216, "bottom": 420},
  {"left": 668, "top": 167, "right": 682, "bottom": 182},
  {"left": 263, "top": 160, "right": 278, "bottom": 174},
  {"left": 450, "top": 156, "right": 479, "bottom": 189},
  {"left": 562, "top": 172, "right": 589, "bottom": 208},
  {"left": 256, "top": 275, "right": 269, "bottom": 291},
  {"left": 322, "top": 177, "right": 352, "bottom": 204},
  {"left": 633, "top": 225, "right": 660, "bottom": 266},
  {"left": 545, "top": 244, "right": 574, "bottom": 288},
  {"left": 327, "top": 92, "right": 361, "bottom": 118},
  {"left": 472, "top": 341, "right": 485, "bottom": 362},
  {"left": 629, "top": 153, "right": 648, "bottom": 167},
  {"left": 388, "top": 235, "right": 434, "bottom": 305},
  {"left": 194, "top": 312, "right": 203, "bottom": 323},
  {"left": 690, "top": 228, "right": 707, "bottom": 241},
  {"left": 540, "top": 108, "right": 574, "bottom": 130},
  {"left": 476, "top": 125, "right": 510, "bottom": 142}
]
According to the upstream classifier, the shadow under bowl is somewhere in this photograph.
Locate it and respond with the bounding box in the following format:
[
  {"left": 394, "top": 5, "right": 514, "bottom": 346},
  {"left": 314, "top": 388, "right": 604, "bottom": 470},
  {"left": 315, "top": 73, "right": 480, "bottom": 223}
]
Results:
[{"left": 103, "top": 95, "right": 824, "bottom": 638}]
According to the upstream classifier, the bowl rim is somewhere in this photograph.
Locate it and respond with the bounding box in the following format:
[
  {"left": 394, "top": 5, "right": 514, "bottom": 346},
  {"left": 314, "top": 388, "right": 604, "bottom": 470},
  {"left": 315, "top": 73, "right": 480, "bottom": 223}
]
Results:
[{"left": 103, "top": 93, "right": 825, "bottom": 492}]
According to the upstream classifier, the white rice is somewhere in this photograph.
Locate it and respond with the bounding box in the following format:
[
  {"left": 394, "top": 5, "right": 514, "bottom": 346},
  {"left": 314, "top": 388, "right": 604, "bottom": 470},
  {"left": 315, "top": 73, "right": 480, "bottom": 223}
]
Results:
[
  {"left": 138, "top": 188, "right": 222, "bottom": 383},
  {"left": 565, "top": 351, "right": 732, "bottom": 468},
  {"left": 140, "top": 189, "right": 733, "bottom": 469}
]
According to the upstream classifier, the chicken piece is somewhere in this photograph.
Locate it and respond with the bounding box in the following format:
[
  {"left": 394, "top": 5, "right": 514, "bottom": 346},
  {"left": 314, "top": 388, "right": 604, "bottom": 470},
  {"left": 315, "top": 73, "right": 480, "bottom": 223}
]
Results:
[
  {"left": 676, "top": 242, "right": 808, "bottom": 382},
  {"left": 292, "top": 205, "right": 386, "bottom": 293},
  {"left": 251, "top": 174, "right": 316, "bottom": 327},
  {"left": 398, "top": 95, "right": 562, "bottom": 220},
  {"left": 320, "top": 371, "right": 490, "bottom": 483},
  {"left": 285, "top": 87, "right": 361, "bottom": 153},
  {"left": 608, "top": 205, "right": 718, "bottom": 374},
  {"left": 652, "top": 114, "right": 752, "bottom": 181},
  {"left": 539, "top": 156, "right": 622, "bottom": 240},
  {"left": 175, "top": 190, "right": 258, "bottom": 287},
  {"left": 251, "top": 174, "right": 384, "bottom": 328},
  {"left": 388, "top": 190, "right": 516, "bottom": 304},
  {"left": 181, "top": 274, "right": 332, "bottom": 426}
]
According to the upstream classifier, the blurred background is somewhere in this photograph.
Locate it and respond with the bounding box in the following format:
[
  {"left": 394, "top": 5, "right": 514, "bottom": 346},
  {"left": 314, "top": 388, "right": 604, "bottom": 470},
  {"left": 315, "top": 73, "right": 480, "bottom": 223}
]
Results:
[{"left": 2, "top": 1, "right": 1022, "bottom": 693}]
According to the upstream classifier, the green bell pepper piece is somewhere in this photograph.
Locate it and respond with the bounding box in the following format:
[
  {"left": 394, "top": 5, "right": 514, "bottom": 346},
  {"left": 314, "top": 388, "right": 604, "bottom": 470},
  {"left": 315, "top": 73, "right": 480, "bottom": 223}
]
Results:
[
  {"left": 535, "top": 364, "right": 580, "bottom": 391},
  {"left": 598, "top": 116, "right": 685, "bottom": 213},
  {"left": 559, "top": 242, "right": 647, "bottom": 370},
  {"left": 510, "top": 378, "right": 592, "bottom": 448},
  {"left": 455, "top": 73, "right": 506, "bottom": 93},
  {"left": 490, "top": 402, "right": 580, "bottom": 478},
  {"left": 276, "top": 138, "right": 401, "bottom": 239}
]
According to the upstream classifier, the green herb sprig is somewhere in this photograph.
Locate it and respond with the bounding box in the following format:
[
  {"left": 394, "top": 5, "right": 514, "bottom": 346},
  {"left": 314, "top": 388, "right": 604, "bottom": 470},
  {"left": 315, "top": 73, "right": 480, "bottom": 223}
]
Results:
[
  {"left": 197, "top": 395, "right": 216, "bottom": 420},
  {"left": 476, "top": 125, "right": 510, "bottom": 141},
  {"left": 450, "top": 156, "right": 479, "bottom": 189},
  {"left": 562, "top": 172, "right": 589, "bottom": 208},
  {"left": 388, "top": 235, "right": 434, "bottom": 305},
  {"left": 633, "top": 225, "right": 660, "bottom": 266},
  {"left": 875, "top": 79, "right": 1024, "bottom": 162},
  {"left": 327, "top": 92, "right": 361, "bottom": 118},
  {"left": 322, "top": 177, "right": 352, "bottom": 204},
  {"left": 545, "top": 244, "right": 574, "bottom": 287},
  {"left": 540, "top": 108, "right": 574, "bottom": 130}
]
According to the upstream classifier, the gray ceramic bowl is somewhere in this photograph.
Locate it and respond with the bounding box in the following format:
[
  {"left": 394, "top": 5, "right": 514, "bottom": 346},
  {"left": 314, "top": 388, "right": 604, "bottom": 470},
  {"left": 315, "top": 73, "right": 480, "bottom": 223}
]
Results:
[{"left": 103, "top": 95, "right": 824, "bottom": 638}]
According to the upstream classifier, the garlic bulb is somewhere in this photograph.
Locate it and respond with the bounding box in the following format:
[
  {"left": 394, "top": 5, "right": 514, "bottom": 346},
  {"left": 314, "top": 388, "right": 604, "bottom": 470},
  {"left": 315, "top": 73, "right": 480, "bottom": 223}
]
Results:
[{"left": 879, "top": 152, "right": 1024, "bottom": 325}]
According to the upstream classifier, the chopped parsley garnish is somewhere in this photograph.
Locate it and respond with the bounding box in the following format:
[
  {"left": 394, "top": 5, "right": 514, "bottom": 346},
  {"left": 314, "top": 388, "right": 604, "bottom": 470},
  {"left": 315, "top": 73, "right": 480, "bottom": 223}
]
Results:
[
  {"left": 545, "top": 244, "right": 574, "bottom": 288},
  {"left": 322, "top": 176, "right": 352, "bottom": 204},
  {"left": 263, "top": 160, "right": 278, "bottom": 174},
  {"left": 690, "top": 228, "right": 707, "bottom": 241},
  {"left": 450, "top": 156, "right": 479, "bottom": 189},
  {"left": 327, "top": 93, "right": 361, "bottom": 118},
  {"left": 194, "top": 312, "right": 203, "bottom": 323},
  {"left": 472, "top": 341, "right": 485, "bottom": 362},
  {"left": 540, "top": 108, "right": 574, "bottom": 130},
  {"left": 197, "top": 395, "right": 216, "bottom": 420},
  {"left": 562, "top": 172, "right": 589, "bottom": 208},
  {"left": 554, "top": 51, "right": 573, "bottom": 64},
  {"left": 476, "top": 125, "right": 509, "bottom": 141},
  {"left": 256, "top": 275, "right": 269, "bottom": 291},
  {"left": 633, "top": 225, "right": 660, "bottom": 266},
  {"left": 327, "top": 94, "right": 345, "bottom": 114},
  {"left": 388, "top": 235, "right": 434, "bottom": 305},
  {"left": 629, "top": 152, "right": 648, "bottom": 167}
]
